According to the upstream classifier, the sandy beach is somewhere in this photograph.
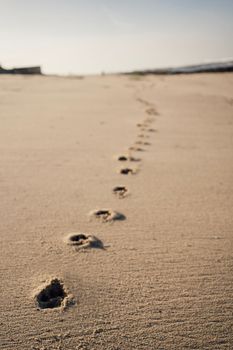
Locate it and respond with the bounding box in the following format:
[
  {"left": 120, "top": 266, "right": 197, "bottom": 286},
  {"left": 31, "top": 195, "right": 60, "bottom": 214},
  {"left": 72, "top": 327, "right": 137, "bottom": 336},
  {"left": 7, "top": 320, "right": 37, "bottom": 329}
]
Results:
[{"left": 0, "top": 73, "right": 232, "bottom": 349}]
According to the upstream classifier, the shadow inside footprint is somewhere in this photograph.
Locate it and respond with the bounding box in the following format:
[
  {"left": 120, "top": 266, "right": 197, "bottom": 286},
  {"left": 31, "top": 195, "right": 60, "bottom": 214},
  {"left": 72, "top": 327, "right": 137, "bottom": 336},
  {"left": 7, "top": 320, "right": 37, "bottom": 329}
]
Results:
[
  {"left": 91, "top": 209, "right": 126, "bottom": 222},
  {"left": 36, "top": 279, "right": 67, "bottom": 309},
  {"left": 65, "top": 233, "right": 104, "bottom": 249},
  {"left": 118, "top": 155, "right": 128, "bottom": 161},
  {"left": 113, "top": 186, "right": 128, "bottom": 198}
]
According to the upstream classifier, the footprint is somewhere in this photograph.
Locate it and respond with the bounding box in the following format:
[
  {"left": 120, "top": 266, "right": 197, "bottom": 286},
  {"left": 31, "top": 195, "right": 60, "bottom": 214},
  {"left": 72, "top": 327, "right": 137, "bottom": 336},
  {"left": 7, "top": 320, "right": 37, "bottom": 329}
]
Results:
[
  {"left": 129, "top": 146, "right": 145, "bottom": 152},
  {"left": 144, "top": 117, "right": 155, "bottom": 124},
  {"left": 118, "top": 155, "right": 128, "bottom": 161},
  {"left": 129, "top": 156, "right": 141, "bottom": 162},
  {"left": 146, "top": 107, "right": 158, "bottom": 116},
  {"left": 34, "top": 278, "right": 72, "bottom": 310},
  {"left": 140, "top": 127, "right": 156, "bottom": 133},
  {"left": 113, "top": 186, "right": 129, "bottom": 198},
  {"left": 119, "top": 167, "right": 137, "bottom": 175},
  {"left": 117, "top": 155, "right": 141, "bottom": 162},
  {"left": 64, "top": 233, "right": 104, "bottom": 249},
  {"left": 137, "top": 123, "right": 148, "bottom": 128},
  {"left": 138, "top": 134, "right": 149, "bottom": 139},
  {"left": 90, "top": 209, "right": 126, "bottom": 222},
  {"left": 136, "top": 97, "right": 151, "bottom": 107},
  {"left": 135, "top": 141, "right": 151, "bottom": 146}
]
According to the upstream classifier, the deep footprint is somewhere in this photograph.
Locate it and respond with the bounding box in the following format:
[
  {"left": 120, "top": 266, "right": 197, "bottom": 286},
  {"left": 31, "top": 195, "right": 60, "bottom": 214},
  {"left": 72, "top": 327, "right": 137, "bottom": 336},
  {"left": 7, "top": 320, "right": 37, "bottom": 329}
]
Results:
[
  {"left": 118, "top": 155, "right": 128, "bottom": 161},
  {"left": 64, "top": 233, "right": 104, "bottom": 249},
  {"left": 35, "top": 279, "right": 68, "bottom": 309},
  {"left": 113, "top": 186, "right": 128, "bottom": 198},
  {"left": 90, "top": 209, "right": 126, "bottom": 222}
]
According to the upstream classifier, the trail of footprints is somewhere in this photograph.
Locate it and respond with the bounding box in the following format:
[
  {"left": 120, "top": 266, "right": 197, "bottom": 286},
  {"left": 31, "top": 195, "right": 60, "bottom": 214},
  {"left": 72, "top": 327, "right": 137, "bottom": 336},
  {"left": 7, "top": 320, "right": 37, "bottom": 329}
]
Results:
[{"left": 34, "top": 98, "right": 158, "bottom": 310}]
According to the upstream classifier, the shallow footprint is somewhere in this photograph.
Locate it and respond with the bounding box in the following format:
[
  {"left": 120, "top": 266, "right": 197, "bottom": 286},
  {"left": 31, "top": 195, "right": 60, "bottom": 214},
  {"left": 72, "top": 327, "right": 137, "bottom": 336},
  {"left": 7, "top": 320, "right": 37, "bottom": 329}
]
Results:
[
  {"left": 137, "top": 123, "right": 148, "bottom": 128},
  {"left": 64, "top": 233, "right": 104, "bottom": 249},
  {"left": 129, "top": 146, "right": 145, "bottom": 152},
  {"left": 135, "top": 141, "right": 151, "bottom": 146},
  {"left": 144, "top": 117, "right": 155, "bottom": 123},
  {"left": 136, "top": 97, "right": 151, "bottom": 107},
  {"left": 34, "top": 278, "right": 72, "bottom": 310},
  {"left": 138, "top": 134, "right": 149, "bottom": 139},
  {"left": 129, "top": 156, "right": 141, "bottom": 162},
  {"left": 90, "top": 209, "right": 126, "bottom": 222},
  {"left": 146, "top": 107, "right": 158, "bottom": 116},
  {"left": 117, "top": 155, "right": 141, "bottom": 162},
  {"left": 113, "top": 186, "right": 129, "bottom": 198}
]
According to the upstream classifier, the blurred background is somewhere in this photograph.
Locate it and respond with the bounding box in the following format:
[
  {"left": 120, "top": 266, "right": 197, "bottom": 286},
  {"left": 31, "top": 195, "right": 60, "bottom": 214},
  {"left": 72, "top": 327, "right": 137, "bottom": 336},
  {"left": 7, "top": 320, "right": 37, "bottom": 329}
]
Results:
[{"left": 0, "top": 0, "right": 233, "bottom": 75}]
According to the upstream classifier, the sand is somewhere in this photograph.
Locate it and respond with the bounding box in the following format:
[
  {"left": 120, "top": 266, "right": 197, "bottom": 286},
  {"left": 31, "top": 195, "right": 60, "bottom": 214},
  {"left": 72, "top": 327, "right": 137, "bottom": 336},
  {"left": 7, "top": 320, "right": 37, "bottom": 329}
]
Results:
[{"left": 0, "top": 73, "right": 232, "bottom": 349}]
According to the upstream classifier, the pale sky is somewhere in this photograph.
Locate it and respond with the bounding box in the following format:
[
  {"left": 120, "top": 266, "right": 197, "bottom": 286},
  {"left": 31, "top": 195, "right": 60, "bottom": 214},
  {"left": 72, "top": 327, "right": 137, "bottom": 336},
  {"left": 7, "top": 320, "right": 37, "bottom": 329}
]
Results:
[{"left": 0, "top": 0, "right": 233, "bottom": 75}]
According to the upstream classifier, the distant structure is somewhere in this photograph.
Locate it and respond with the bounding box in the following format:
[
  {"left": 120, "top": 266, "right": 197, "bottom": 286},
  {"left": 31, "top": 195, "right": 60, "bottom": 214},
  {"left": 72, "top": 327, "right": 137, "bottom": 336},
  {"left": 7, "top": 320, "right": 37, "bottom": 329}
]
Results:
[
  {"left": 123, "top": 60, "right": 233, "bottom": 76},
  {"left": 0, "top": 64, "right": 42, "bottom": 75}
]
